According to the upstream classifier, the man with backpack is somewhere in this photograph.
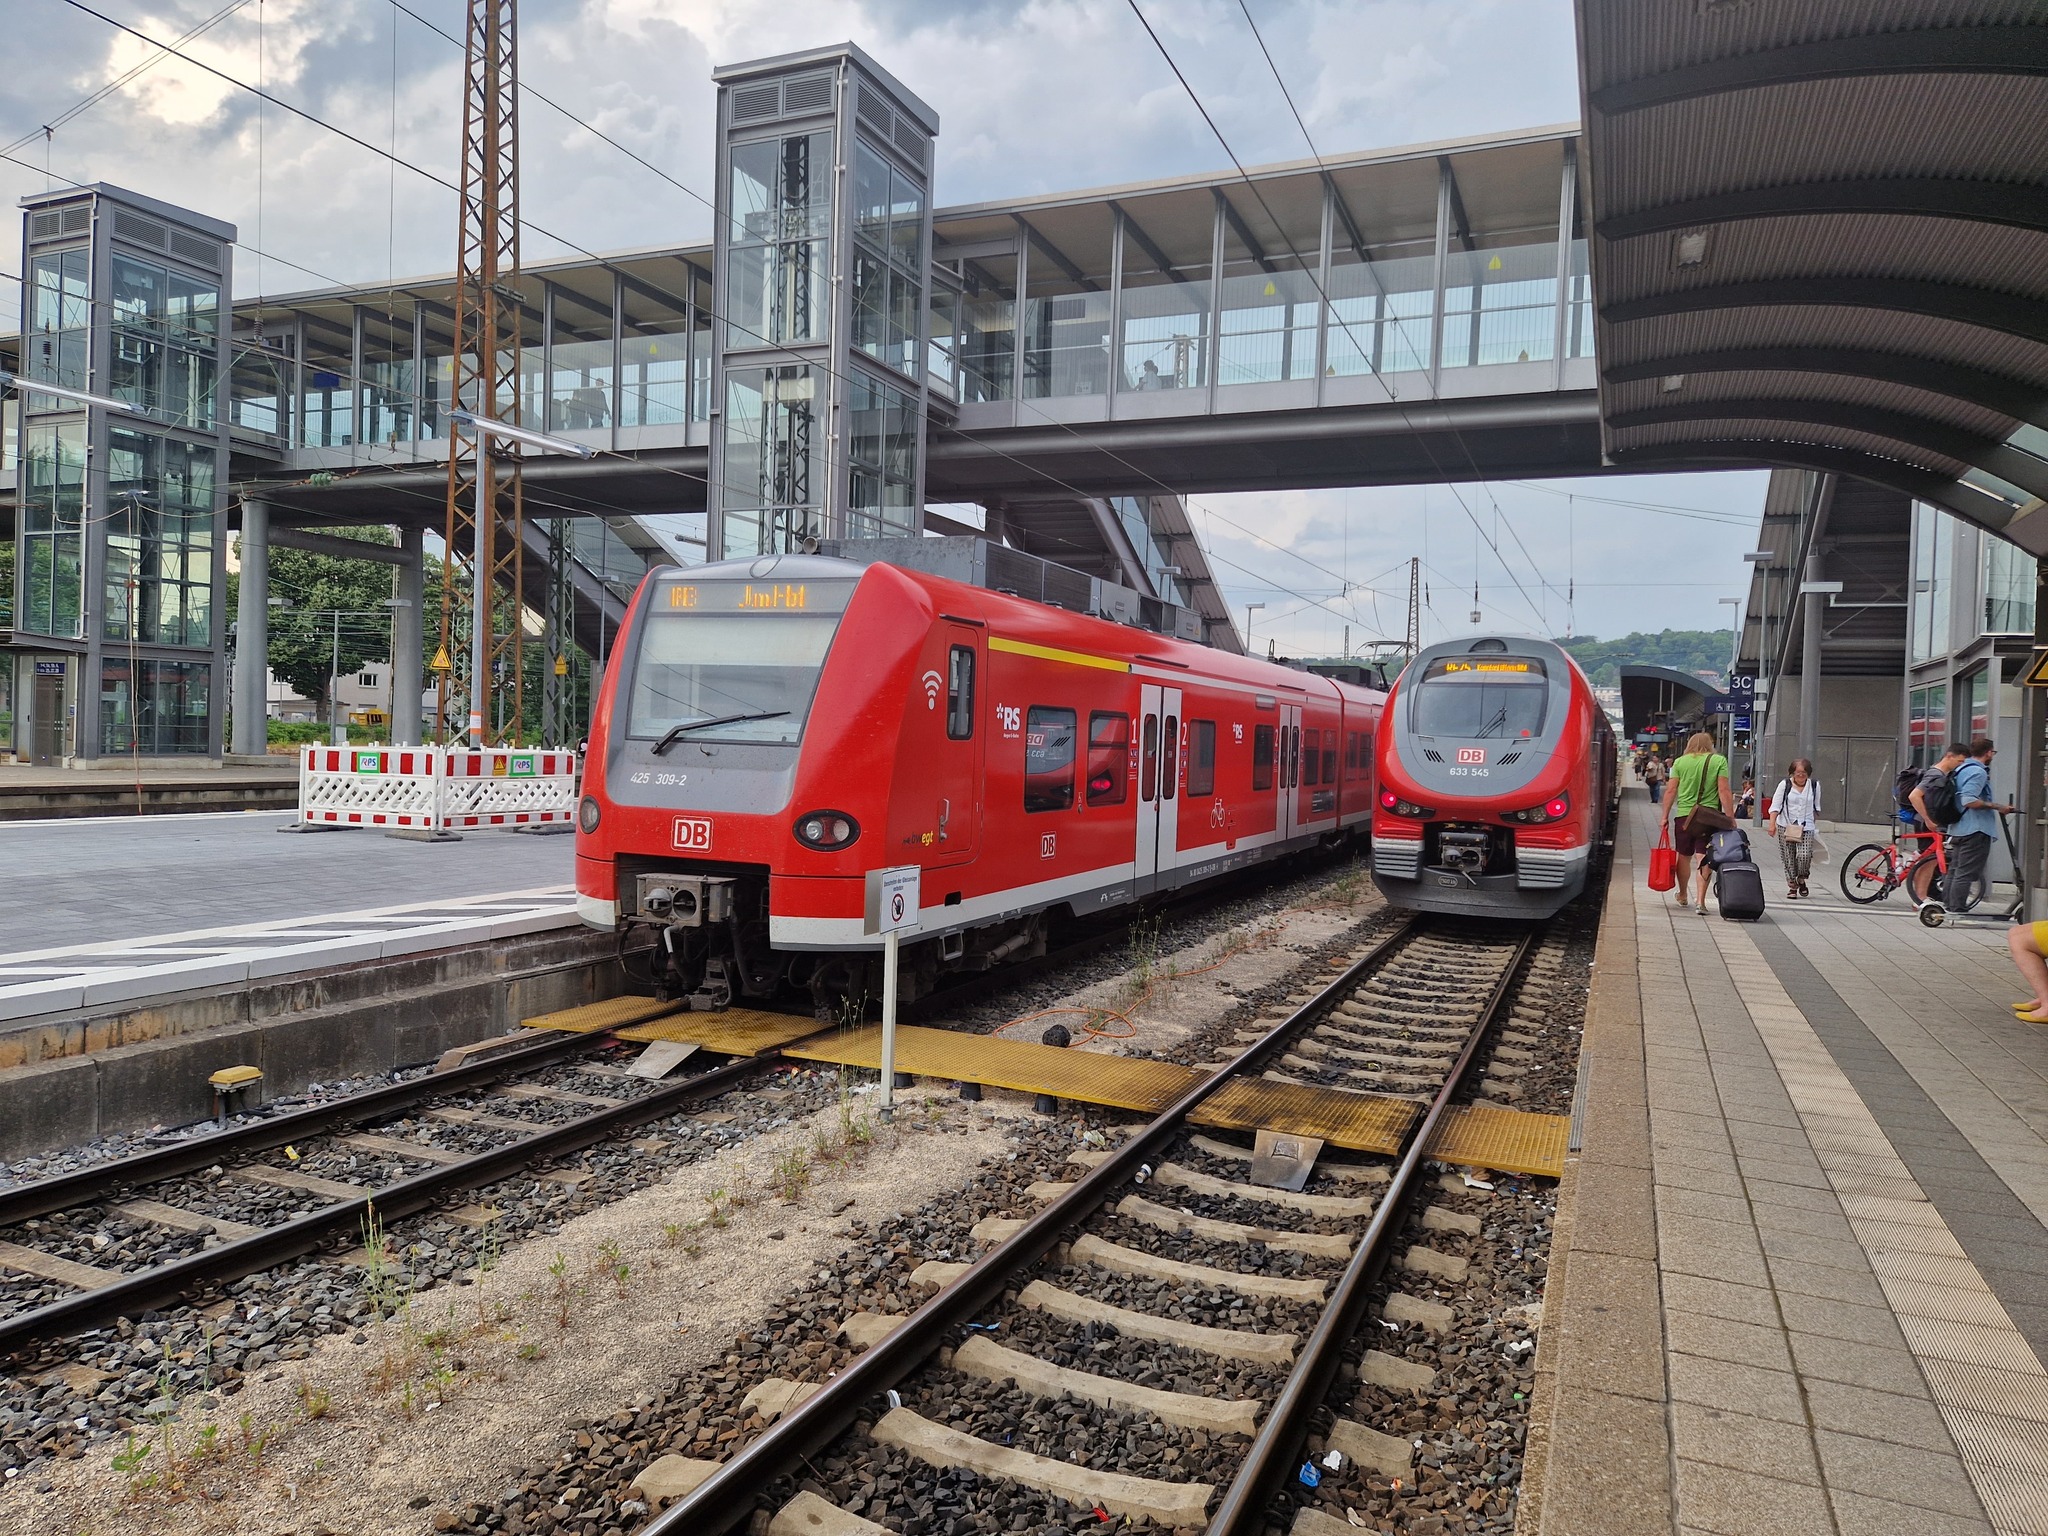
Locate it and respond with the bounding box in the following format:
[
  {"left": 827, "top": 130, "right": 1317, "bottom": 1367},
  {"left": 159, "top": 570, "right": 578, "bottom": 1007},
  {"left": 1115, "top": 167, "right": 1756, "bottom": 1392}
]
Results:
[
  {"left": 1944, "top": 737, "right": 2014, "bottom": 913},
  {"left": 1909, "top": 744, "right": 1969, "bottom": 838}
]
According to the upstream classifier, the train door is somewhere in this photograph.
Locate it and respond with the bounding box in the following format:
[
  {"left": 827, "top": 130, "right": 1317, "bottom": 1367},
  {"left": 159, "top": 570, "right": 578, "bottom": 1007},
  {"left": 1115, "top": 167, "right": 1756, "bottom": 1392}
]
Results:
[
  {"left": 1278, "top": 702, "right": 1302, "bottom": 841},
  {"left": 1135, "top": 683, "right": 1182, "bottom": 894},
  {"left": 932, "top": 627, "right": 982, "bottom": 867}
]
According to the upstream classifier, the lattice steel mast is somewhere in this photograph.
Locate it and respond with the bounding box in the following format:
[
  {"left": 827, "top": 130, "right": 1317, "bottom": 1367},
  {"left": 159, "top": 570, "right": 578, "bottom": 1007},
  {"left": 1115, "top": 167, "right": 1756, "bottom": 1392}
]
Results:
[{"left": 439, "top": 0, "right": 524, "bottom": 746}]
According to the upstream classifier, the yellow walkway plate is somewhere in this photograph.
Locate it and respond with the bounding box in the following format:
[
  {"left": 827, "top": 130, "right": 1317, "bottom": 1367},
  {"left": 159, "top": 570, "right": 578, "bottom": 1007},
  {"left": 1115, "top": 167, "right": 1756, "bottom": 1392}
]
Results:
[
  {"left": 785, "top": 1025, "right": 1206, "bottom": 1112},
  {"left": 616, "top": 1009, "right": 827, "bottom": 1056},
  {"left": 1193, "top": 1078, "right": 1418, "bottom": 1156},
  {"left": 522, "top": 995, "right": 683, "bottom": 1034},
  {"left": 1425, "top": 1104, "right": 1569, "bottom": 1178}
]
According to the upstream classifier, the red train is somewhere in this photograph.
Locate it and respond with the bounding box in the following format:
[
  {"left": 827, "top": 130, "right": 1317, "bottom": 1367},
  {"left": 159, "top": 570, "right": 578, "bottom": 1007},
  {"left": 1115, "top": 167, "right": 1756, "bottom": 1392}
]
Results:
[
  {"left": 574, "top": 553, "right": 1387, "bottom": 1009},
  {"left": 1370, "top": 635, "right": 1616, "bottom": 919}
]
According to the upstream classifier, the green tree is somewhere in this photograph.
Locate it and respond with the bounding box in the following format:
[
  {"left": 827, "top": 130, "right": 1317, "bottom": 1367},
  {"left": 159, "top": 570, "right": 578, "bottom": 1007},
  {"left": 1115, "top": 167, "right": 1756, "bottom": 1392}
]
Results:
[
  {"left": 1555, "top": 629, "right": 1732, "bottom": 689},
  {"left": 256, "top": 527, "right": 400, "bottom": 713}
]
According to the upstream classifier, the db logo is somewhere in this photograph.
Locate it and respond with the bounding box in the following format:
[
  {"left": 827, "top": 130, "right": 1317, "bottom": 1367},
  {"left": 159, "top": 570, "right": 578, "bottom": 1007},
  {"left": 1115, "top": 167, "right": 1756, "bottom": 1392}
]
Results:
[
  {"left": 671, "top": 816, "right": 713, "bottom": 851},
  {"left": 1456, "top": 748, "right": 1487, "bottom": 765},
  {"left": 1039, "top": 832, "right": 1057, "bottom": 859}
]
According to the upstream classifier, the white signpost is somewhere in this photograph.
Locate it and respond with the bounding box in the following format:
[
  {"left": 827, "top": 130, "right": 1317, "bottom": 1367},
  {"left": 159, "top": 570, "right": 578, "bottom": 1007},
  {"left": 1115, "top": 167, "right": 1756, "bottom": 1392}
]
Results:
[{"left": 864, "top": 865, "right": 922, "bottom": 1120}]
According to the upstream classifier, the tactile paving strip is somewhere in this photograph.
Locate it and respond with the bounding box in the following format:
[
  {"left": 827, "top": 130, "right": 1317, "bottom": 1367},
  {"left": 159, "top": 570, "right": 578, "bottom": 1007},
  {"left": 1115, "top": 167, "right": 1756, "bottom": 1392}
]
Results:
[
  {"left": 1423, "top": 1103, "right": 1569, "bottom": 1178},
  {"left": 1192, "top": 1078, "right": 1419, "bottom": 1155},
  {"left": 785, "top": 1025, "right": 1207, "bottom": 1111},
  {"left": 521, "top": 995, "right": 684, "bottom": 1034},
  {"left": 615, "top": 1010, "right": 828, "bottom": 1056}
]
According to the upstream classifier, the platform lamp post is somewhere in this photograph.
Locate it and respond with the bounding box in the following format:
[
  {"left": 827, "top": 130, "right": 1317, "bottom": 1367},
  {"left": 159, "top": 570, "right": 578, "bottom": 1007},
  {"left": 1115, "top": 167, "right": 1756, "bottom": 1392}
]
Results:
[
  {"left": 1741, "top": 551, "right": 1776, "bottom": 774},
  {"left": 1718, "top": 596, "right": 1742, "bottom": 772},
  {"left": 1244, "top": 602, "right": 1265, "bottom": 652}
]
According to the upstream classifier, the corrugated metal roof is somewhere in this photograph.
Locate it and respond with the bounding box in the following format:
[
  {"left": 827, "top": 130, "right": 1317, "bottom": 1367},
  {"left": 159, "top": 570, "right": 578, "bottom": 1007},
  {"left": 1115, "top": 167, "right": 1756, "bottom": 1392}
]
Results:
[{"left": 1579, "top": 1, "right": 2048, "bottom": 546}]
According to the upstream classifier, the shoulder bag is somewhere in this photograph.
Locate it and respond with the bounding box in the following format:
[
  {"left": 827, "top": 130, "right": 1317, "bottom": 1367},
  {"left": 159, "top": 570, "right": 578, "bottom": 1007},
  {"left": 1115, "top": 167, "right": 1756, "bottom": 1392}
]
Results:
[{"left": 1684, "top": 754, "right": 1736, "bottom": 835}]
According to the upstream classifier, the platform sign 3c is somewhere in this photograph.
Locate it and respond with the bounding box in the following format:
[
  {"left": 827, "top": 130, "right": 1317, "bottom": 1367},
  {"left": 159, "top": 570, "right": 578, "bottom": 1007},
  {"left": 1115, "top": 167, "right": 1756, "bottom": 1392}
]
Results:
[{"left": 864, "top": 864, "right": 922, "bottom": 936}]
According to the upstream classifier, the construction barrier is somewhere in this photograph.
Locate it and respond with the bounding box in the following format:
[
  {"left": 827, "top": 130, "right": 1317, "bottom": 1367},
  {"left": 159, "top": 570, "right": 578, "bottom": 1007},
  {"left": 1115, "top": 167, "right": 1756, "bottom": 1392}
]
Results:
[{"left": 297, "top": 746, "right": 579, "bottom": 832}]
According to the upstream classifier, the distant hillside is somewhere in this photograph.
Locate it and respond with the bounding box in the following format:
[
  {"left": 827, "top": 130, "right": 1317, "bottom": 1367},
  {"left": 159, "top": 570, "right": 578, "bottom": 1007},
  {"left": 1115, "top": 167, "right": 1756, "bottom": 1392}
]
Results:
[{"left": 1556, "top": 630, "right": 1732, "bottom": 689}]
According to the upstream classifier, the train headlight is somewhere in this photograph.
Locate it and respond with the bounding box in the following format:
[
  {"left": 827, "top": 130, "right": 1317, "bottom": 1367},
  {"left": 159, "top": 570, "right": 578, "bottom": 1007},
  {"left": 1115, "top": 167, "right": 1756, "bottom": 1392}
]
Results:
[
  {"left": 1505, "top": 792, "right": 1571, "bottom": 825},
  {"left": 577, "top": 795, "right": 601, "bottom": 833},
  {"left": 1378, "top": 789, "right": 1435, "bottom": 818},
  {"left": 793, "top": 810, "right": 860, "bottom": 851}
]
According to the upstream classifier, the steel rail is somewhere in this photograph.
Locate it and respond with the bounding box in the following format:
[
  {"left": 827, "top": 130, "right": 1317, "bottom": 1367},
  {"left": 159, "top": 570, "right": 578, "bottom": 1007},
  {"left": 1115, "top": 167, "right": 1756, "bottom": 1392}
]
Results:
[
  {"left": 647, "top": 914, "right": 1423, "bottom": 1536},
  {"left": 1205, "top": 922, "right": 1539, "bottom": 1535},
  {"left": 0, "top": 1052, "right": 765, "bottom": 1357},
  {"left": 0, "top": 1027, "right": 595, "bottom": 1228}
]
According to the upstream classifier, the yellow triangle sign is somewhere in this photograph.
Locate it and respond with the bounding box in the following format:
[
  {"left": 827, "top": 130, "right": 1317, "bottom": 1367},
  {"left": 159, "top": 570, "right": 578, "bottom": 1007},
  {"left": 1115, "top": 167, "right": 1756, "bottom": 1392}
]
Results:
[
  {"left": 1487, "top": 255, "right": 1503, "bottom": 271},
  {"left": 2022, "top": 648, "right": 2048, "bottom": 688},
  {"left": 554, "top": 656, "right": 569, "bottom": 676},
  {"left": 431, "top": 646, "right": 453, "bottom": 672}
]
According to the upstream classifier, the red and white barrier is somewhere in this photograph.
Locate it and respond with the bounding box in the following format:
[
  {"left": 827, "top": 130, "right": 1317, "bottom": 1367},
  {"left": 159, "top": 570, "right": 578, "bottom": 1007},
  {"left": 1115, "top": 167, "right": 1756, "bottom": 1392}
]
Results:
[{"left": 297, "top": 746, "right": 579, "bottom": 833}]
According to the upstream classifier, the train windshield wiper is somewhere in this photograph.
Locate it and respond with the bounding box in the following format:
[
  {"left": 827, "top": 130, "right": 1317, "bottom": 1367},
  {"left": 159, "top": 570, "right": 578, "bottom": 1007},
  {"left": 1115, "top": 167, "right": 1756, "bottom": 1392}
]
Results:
[
  {"left": 1475, "top": 705, "right": 1509, "bottom": 739},
  {"left": 650, "top": 711, "right": 790, "bottom": 754}
]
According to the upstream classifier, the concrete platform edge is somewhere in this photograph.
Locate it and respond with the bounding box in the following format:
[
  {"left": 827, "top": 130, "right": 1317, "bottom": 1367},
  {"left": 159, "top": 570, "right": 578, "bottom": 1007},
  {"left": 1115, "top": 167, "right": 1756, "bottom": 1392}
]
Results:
[{"left": 1518, "top": 817, "right": 1674, "bottom": 1536}]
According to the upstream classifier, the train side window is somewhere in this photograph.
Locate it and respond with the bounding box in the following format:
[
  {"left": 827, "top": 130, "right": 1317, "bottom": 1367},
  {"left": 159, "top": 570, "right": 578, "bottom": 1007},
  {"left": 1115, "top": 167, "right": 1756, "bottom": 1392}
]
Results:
[
  {"left": 1161, "top": 714, "right": 1179, "bottom": 799},
  {"left": 1302, "top": 728, "right": 1320, "bottom": 787},
  {"left": 1023, "top": 706, "right": 1077, "bottom": 812},
  {"left": 1087, "top": 712, "right": 1130, "bottom": 806},
  {"left": 1186, "top": 720, "right": 1216, "bottom": 796},
  {"left": 1286, "top": 726, "right": 1299, "bottom": 788},
  {"left": 1140, "top": 713, "right": 1159, "bottom": 802},
  {"left": 1252, "top": 724, "right": 1275, "bottom": 790},
  {"left": 1322, "top": 740, "right": 1337, "bottom": 783},
  {"left": 946, "top": 646, "right": 975, "bottom": 739},
  {"left": 1346, "top": 732, "right": 1358, "bottom": 775}
]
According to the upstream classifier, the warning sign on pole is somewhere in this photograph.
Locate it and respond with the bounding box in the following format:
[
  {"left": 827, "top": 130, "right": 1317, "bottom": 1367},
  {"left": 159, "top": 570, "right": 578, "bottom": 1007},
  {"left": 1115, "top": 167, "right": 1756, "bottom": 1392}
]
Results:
[
  {"left": 431, "top": 646, "right": 453, "bottom": 673},
  {"left": 864, "top": 865, "right": 922, "bottom": 936}
]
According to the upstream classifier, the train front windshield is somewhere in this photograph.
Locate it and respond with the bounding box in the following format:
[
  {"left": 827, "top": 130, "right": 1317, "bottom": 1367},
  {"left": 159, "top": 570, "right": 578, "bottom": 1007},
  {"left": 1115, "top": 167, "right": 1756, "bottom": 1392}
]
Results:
[
  {"left": 625, "top": 579, "right": 857, "bottom": 746},
  {"left": 1409, "top": 656, "right": 1549, "bottom": 739}
]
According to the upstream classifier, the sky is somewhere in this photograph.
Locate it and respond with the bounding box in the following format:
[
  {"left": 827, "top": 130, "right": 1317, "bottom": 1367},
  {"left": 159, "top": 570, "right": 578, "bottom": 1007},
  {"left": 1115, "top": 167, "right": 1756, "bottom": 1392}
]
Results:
[{"left": 1, "top": 0, "right": 1770, "bottom": 651}]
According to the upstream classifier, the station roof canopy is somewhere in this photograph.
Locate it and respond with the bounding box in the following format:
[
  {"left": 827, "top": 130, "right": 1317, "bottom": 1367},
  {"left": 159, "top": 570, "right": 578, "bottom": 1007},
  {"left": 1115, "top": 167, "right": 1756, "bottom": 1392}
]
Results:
[
  {"left": 1576, "top": 2, "right": 2048, "bottom": 552},
  {"left": 1619, "top": 663, "right": 1712, "bottom": 742}
]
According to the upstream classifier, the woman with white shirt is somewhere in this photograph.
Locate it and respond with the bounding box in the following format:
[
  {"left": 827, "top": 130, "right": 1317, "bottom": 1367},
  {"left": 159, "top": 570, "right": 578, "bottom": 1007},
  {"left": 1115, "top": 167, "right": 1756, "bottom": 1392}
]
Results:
[{"left": 1766, "top": 758, "right": 1821, "bottom": 899}]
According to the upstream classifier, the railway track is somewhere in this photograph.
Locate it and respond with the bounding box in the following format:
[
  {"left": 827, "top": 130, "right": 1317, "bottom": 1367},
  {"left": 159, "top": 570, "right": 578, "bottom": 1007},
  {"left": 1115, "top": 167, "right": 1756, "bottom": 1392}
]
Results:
[
  {"left": 0, "top": 1029, "right": 769, "bottom": 1358},
  {"left": 645, "top": 914, "right": 1552, "bottom": 1536}
]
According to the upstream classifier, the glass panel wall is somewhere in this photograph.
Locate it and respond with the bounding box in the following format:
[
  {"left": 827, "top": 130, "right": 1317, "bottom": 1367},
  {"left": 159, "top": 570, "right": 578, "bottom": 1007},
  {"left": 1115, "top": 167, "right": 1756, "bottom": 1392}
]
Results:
[
  {"left": 360, "top": 306, "right": 415, "bottom": 447},
  {"left": 956, "top": 252, "right": 1016, "bottom": 403},
  {"left": 848, "top": 367, "right": 918, "bottom": 539},
  {"left": 230, "top": 335, "right": 293, "bottom": 443},
  {"left": 1019, "top": 211, "right": 1113, "bottom": 400},
  {"left": 1116, "top": 200, "right": 1212, "bottom": 392},
  {"left": 1907, "top": 683, "right": 1948, "bottom": 769},
  {"left": 1984, "top": 534, "right": 2035, "bottom": 634},
  {"left": 545, "top": 284, "right": 615, "bottom": 433},
  {"left": 418, "top": 307, "right": 462, "bottom": 443},
  {"left": 99, "top": 658, "right": 211, "bottom": 754},
  {"left": 1964, "top": 665, "right": 1990, "bottom": 740},
  {"left": 110, "top": 253, "right": 218, "bottom": 427},
  {"left": 299, "top": 317, "right": 355, "bottom": 447},
  {"left": 619, "top": 284, "right": 691, "bottom": 429},
  {"left": 725, "top": 130, "right": 832, "bottom": 352},
  {"left": 927, "top": 278, "right": 960, "bottom": 400},
  {"left": 1216, "top": 183, "right": 1321, "bottom": 388},
  {"left": 1910, "top": 504, "right": 1953, "bottom": 664},
  {"left": 722, "top": 363, "right": 823, "bottom": 556},
  {"left": 851, "top": 138, "right": 924, "bottom": 379},
  {"left": 103, "top": 430, "right": 215, "bottom": 647},
  {"left": 18, "top": 419, "right": 86, "bottom": 638},
  {"left": 1440, "top": 145, "right": 1562, "bottom": 370},
  {"left": 26, "top": 247, "right": 90, "bottom": 400},
  {"left": 1324, "top": 162, "right": 1438, "bottom": 379},
  {"left": 1111, "top": 496, "right": 1187, "bottom": 605},
  {"left": 690, "top": 265, "right": 714, "bottom": 422},
  {"left": 1565, "top": 198, "right": 1593, "bottom": 360}
]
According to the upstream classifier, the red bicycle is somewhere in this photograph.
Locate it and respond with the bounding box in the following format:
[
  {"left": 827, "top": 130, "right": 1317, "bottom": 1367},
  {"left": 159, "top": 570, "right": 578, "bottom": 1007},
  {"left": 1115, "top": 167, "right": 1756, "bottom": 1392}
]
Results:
[{"left": 1839, "top": 827, "right": 1946, "bottom": 905}]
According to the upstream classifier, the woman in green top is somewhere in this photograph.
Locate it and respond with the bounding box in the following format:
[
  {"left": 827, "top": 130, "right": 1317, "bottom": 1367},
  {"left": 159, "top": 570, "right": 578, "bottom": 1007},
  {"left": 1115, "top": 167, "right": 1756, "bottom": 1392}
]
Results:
[{"left": 1662, "top": 730, "right": 1733, "bottom": 915}]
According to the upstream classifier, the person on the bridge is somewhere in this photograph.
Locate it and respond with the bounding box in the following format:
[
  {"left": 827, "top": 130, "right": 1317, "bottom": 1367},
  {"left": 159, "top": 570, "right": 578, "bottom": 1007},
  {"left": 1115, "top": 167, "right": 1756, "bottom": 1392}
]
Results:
[
  {"left": 1663, "top": 731, "right": 1733, "bottom": 917},
  {"left": 1945, "top": 737, "right": 2013, "bottom": 913},
  {"left": 1765, "top": 759, "right": 1820, "bottom": 900}
]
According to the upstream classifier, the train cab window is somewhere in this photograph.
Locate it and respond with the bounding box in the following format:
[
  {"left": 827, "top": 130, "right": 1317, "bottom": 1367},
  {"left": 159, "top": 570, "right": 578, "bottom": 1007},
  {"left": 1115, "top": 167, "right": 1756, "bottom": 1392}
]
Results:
[
  {"left": 1161, "top": 714, "right": 1179, "bottom": 799},
  {"left": 1140, "top": 713, "right": 1159, "bottom": 802},
  {"left": 1087, "top": 712, "right": 1130, "bottom": 806},
  {"left": 946, "top": 646, "right": 975, "bottom": 740},
  {"left": 1023, "top": 706, "right": 1077, "bottom": 812},
  {"left": 1186, "top": 720, "right": 1216, "bottom": 796},
  {"left": 1302, "top": 729, "right": 1320, "bottom": 787},
  {"left": 1252, "top": 724, "right": 1275, "bottom": 790},
  {"left": 1411, "top": 655, "right": 1550, "bottom": 738}
]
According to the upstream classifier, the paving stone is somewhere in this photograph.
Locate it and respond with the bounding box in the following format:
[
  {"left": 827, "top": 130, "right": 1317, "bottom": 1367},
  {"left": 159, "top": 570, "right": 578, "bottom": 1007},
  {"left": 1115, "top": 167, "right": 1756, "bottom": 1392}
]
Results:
[
  {"left": 1673, "top": 1458, "right": 1837, "bottom": 1536},
  {"left": 1670, "top": 1403, "right": 1822, "bottom": 1486}
]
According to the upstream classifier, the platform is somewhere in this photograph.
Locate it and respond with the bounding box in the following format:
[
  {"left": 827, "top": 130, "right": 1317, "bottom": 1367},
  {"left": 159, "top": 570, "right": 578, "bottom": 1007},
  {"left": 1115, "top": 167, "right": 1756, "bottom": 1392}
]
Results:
[
  {"left": 0, "top": 808, "right": 575, "bottom": 954},
  {"left": 0, "top": 760, "right": 299, "bottom": 821},
  {"left": 1528, "top": 789, "right": 2048, "bottom": 1536}
]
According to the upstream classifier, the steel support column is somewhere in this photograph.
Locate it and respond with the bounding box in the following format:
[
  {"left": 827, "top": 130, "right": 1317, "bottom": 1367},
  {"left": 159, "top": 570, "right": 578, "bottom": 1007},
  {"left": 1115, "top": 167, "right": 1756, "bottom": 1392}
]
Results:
[
  {"left": 392, "top": 526, "right": 424, "bottom": 745},
  {"left": 232, "top": 499, "right": 270, "bottom": 757}
]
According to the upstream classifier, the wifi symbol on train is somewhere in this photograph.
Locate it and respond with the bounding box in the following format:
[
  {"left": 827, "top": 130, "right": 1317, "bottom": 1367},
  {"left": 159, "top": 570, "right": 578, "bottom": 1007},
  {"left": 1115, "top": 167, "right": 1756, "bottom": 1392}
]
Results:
[{"left": 921, "top": 670, "right": 944, "bottom": 710}]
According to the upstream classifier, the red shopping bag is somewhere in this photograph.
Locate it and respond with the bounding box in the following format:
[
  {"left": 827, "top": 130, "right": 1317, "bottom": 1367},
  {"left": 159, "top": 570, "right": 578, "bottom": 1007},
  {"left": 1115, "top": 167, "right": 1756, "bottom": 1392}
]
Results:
[{"left": 1648, "top": 823, "right": 1677, "bottom": 892}]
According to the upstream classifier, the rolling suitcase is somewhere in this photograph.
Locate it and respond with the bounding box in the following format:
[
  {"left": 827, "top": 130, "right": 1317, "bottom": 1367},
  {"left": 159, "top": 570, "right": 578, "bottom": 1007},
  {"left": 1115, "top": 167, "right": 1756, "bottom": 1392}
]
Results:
[
  {"left": 1708, "top": 827, "right": 1751, "bottom": 868},
  {"left": 1715, "top": 859, "right": 1767, "bottom": 921}
]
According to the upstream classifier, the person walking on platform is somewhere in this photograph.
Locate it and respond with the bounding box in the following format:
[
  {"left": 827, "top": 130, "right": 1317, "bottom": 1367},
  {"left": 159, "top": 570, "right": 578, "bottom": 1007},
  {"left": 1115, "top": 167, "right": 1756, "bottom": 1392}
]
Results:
[
  {"left": 1644, "top": 751, "right": 1668, "bottom": 806},
  {"left": 1664, "top": 731, "right": 1734, "bottom": 916},
  {"left": 1765, "top": 759, "right": 1820, "bottom": 899},
  {"left": 1945, "top": 737, "right": 2012, "bottom": 913}
]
